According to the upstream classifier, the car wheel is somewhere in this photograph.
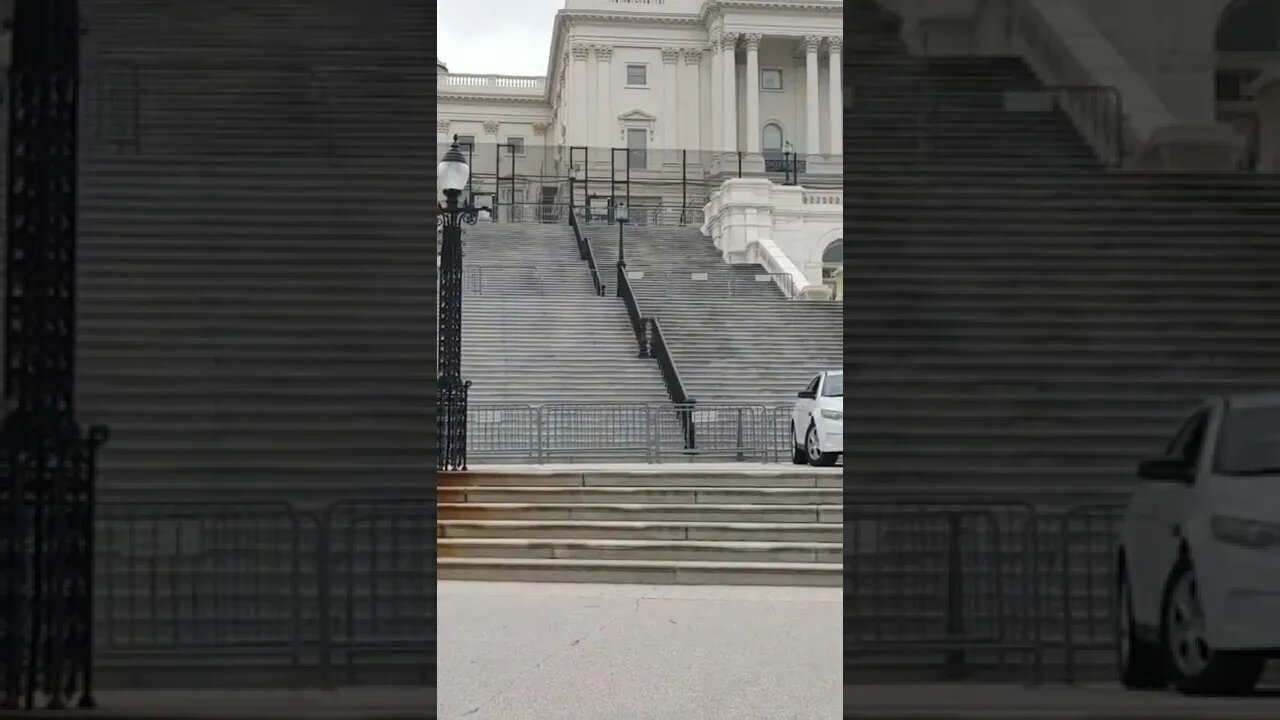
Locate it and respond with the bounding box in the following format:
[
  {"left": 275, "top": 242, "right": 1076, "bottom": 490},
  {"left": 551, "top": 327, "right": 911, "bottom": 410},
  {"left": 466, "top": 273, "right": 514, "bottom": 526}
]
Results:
[
  {"left": 1117, "top": 568, "right": 1166, "bottom": 690},
  {"left": 790, "top": 422, "right": 807, "bottom": 465},
  {"left": 1161, "top": 558, "right": 1265, "bottom": 695},
  {"left": 806, "top": 423, "right": 838, "bottom": 467}
]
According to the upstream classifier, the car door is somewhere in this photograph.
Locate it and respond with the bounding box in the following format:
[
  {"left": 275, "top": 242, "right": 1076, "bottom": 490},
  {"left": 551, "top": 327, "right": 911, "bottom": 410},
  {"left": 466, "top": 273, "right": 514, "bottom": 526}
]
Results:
[
  {"left": 1128, "top": 408, "right": 1208, "bottom": 625},
  {"left": 793, "top": 374, "right": 821, "bottom": 444}
]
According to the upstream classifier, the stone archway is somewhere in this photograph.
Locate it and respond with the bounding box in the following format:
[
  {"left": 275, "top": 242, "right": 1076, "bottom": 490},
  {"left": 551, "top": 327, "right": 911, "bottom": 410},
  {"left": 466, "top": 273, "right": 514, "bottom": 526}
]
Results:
[
  {"left": 1215, "top": 0, "right": 1280, "bottom": 171},
  {"left": 821, "top": 238, "right": 842, "bottom": 301}
]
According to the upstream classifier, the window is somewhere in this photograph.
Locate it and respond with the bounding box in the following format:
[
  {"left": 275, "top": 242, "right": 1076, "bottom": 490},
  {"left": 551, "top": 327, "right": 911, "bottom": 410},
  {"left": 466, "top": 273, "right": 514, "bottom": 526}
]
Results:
[
  {"left": 505, "top": 136, "right": 525, "bottom": 156},
  {"left": 803, "top": 376, "right": 821, "bottom": 396},
  {"left": 821, "top": 373, "right": 843, "bottom": 398},
  {"left": 455, "top": 134, "right": 475, "bottom": 153},
  {"left": 762, "top": 123, "right": 784, "bottom": 156},
  {"left": 761, "top": 68, "right": 783, "bottom": 91},
  {"left": 1214, "top": 404, "right": 1280, "bottom": 475},
  {"left": 626, "top": 64, "right": 648, "bottom": 86},
  {"left": 627, "top": 128, "right": 647, "bottom": 169},
  {"left": 1166, "top": 410, "right": 1210, "bottom": 467}
]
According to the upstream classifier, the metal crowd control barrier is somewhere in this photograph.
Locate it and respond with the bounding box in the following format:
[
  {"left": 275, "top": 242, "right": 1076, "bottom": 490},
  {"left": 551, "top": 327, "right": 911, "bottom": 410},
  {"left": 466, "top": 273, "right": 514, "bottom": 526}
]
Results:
[
  {"left": 1056, "top": 504, "right": 1125, "bottom": 684},
  {"left": 95, "top": 502, "right": 306, "bottom": 666},
  {"left": 844, "top": 495, "right": 1044, "bottom": 683},
  {"left": 321, "top": 500, "right": 433, "bottom": 686},
  {"left": 468, "top": 402, "right": 788, "bottom": 463}
]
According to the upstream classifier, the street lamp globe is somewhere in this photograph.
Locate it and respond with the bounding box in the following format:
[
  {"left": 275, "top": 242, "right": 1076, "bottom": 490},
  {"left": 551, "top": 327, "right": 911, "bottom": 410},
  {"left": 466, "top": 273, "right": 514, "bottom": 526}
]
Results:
[{"left": 437, "top": 135, "right": 470, "bottom": 193}]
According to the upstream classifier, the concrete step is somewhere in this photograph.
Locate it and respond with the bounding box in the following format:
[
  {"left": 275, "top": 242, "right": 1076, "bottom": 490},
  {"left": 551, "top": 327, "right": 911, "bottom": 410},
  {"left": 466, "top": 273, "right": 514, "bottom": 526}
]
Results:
[
  {"left": 438, "top": 486, "right": 841, "bottom": 505},
  {"left": 436, "top": 557, "right": 842, "bottom": 586},
  {"left": 437, "top": 502, "right": 843, "bottom": 523},
  {"left": 438, "top": 537, "right": 842, "bottom": 563},
  {"left": 442, "top": 467, "right": 841, "bottom": 488},
  {"left": 437, "top": 519, "right": 841, "bottom": 542}
]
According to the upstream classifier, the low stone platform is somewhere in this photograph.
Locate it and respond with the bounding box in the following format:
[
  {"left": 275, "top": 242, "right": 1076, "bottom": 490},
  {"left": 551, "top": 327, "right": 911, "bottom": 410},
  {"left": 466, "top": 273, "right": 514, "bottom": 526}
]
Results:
[
  {"left": 844, "top": 683, "right": 1280, "bottom": 719},
  {"left": 438, "top": 464, "right": 843, "bottom": 586},
  {"left": 0, "top": 688, "right": 431, "bottom": 720}
]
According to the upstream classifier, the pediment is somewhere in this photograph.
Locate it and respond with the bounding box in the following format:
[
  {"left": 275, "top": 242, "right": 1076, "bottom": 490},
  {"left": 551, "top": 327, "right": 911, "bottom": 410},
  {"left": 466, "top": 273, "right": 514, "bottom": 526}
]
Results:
[{"left": 618, "top": 108, "right": 658, "bottom": 123}]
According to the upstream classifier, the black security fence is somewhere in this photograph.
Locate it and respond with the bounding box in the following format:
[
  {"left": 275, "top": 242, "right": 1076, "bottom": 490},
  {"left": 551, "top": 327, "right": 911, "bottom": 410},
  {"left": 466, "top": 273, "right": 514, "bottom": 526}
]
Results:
[
  {"left": 439, "top": 143, "right": 842, "bottom": 226},
  {"left": 92, "top": 500, "right": 433, "bottom": 688},
  {"left": 840, "top": 494, "right": 1166, "bottom": 684}
]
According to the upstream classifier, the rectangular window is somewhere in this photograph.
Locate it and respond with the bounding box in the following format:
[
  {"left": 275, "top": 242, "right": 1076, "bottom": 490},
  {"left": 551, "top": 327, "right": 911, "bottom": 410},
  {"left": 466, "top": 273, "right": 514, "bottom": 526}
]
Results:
[
  {"left": 627, "top": 128, "right": 647, "bottom": 169},
  {"left": 626, "top": 64, "right": 648, "bottom": 86},
  {"left": 761, "top": 68, "right": 783, "bottom": 91},
  {"left": 505, "top": 136, "right": 525, "bottom": 156},
  {"left": 455, "top": 134, "right": 476, "bottom": 153}
]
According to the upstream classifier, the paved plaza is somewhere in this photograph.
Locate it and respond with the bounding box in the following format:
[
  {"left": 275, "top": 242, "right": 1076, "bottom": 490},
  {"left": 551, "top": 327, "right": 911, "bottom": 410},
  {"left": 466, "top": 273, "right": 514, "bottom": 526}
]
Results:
[{"left": 436, "top": 580, "right": 843, "bottom": 719}]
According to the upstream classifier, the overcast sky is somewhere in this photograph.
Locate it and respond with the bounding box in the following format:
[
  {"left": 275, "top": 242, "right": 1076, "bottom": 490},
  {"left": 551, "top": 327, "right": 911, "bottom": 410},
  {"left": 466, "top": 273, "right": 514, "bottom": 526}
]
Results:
[{"left": 437, "top": 0, "right": 565, "bottom": 77}]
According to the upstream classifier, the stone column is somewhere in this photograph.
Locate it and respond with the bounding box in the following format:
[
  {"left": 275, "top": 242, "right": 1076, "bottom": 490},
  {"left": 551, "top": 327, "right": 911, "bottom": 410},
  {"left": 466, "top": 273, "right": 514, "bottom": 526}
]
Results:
[
  {"left": 569, "top": 43, "right": 590, "bottom": 148},
  {"left": 709, "top": 31, "right": 722, "bottom": 153},
  {"left": 722, "top": 31, "right": 739, "bottom": 153},
  {"left": 804, "top": 35, "right": 821, "bottom": 156},
  {"left": 744, "top": 33, "right": 762, "bottom": 154},
  {"left": 827, "top": 36, "right": 842, "bottom": 156},
  {"left": 594, "top": 44, "right": 613, "bottom": 152},
  {"left": 680, "top": 48, "right": 703, "bottom": 154},
  {"left": 661, "top": 47, "right": 680, "bottom": 157}
]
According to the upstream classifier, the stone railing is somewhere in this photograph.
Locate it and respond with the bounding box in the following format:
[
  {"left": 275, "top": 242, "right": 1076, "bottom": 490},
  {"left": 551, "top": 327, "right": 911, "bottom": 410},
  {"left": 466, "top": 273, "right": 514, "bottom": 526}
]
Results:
[
  {"left": 441, "top": 74, "right": 546, "bottom": 96},
  {"left": 802, "top": 190, "right": 842, "bottom": 206}
]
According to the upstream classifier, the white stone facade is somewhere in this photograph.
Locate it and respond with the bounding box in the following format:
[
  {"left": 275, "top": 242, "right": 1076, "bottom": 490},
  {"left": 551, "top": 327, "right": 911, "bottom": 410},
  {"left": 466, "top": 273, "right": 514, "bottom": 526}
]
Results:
[
  {"left": 438, "top": 0, "right": 843, "bottom": 158},
  {"left": 884, "top": 0, "right": 1280, "bottom": 172}
]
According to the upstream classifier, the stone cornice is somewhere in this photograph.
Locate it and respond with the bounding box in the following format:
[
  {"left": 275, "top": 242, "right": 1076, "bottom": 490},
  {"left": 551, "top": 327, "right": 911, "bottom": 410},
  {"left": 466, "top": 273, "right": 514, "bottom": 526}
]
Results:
[
  {"left": 699, "top": 0, "right": 844, "bottom": 24},
  {"left": 438, "top": 92, "right": 551, "bottom": 106}
]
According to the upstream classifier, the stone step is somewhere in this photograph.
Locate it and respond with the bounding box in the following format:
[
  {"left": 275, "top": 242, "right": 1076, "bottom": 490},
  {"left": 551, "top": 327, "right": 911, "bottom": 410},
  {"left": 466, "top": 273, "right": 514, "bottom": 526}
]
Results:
[
  {"left": 438, "top": 538, "right": 842, "bottom": 563},
  {"left": 438, "top": 502, "right": 843, "bottom": 523},
  {"left": 439, "top": 486, "right": 841, "bottom": 505},
  {"left": 438, "top": 519, "right": 841, "bottom": 542},
  {"left": 436, "top": 557, "right": 843, "bottom": 586}
]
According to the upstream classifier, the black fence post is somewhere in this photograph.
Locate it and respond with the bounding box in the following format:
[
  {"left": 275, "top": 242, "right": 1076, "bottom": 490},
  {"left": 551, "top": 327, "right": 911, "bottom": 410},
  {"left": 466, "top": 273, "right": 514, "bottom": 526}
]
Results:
[{"left": 945, "top": 512, "right": 968, "bottom": 679}]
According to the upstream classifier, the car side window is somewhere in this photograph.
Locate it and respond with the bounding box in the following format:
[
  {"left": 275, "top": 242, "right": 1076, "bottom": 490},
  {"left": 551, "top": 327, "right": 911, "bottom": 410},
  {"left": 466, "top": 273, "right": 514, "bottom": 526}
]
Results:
[
  {"left": 804, "top": 376, "right": 821, "bottom": 396},
  {"left": 1167, "top": 410, "right": 1210, "bottom": 467}
]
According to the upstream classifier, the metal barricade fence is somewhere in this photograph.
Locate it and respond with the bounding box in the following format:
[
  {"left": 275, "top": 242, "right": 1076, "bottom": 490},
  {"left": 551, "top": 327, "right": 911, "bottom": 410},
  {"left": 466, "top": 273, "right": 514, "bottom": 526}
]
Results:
[
  {"left": 654, "top": 404, "right": 770, "bottom": 461},
  {"left": 321, "top": 501, "right": 433, "bottom": 686},
  {"left": 469, "top": 402, "right": 791, "bottom": 463},
  {"left": 1054, "top": 504, "right": 1125, "bottom": 683},
  {"left": 539, "top": 403, "right": 654, "bottom": 461},
  {"left": 468, "top": 404, "right": 539, "bottom": 461},
  {"left": 844, "top": 495, "right": 1043, "bottom": 683},
  {"left": 95, "top": 502, "right": 305, "bottom": 662},
  {"left": 769, "top": 405, "right": 793, "bottom": 463}
]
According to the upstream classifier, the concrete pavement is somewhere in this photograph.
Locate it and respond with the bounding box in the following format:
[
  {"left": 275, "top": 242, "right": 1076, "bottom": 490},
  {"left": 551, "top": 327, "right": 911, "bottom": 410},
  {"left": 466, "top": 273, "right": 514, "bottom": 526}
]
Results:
[{"left": 436, "top": 580, "right": 843, "bottom": 719}]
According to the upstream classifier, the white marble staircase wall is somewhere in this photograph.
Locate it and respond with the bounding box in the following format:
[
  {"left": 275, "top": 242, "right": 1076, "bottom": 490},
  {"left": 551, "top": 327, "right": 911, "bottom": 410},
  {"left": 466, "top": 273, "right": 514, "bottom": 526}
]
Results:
[{"left": 701, "top": 178, "right": 841, "bottom": 300}]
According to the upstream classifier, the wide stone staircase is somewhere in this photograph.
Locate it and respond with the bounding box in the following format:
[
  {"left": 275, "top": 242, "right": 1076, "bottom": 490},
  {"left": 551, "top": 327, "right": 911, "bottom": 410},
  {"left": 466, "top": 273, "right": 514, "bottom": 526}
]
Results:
[
  {"left": 591, "top": 223, "right": 842, "bottom": 445},
  {"left": 845, "top": 0, "right": 1280, "bottom": 682},
  {"left": 461, "top": 222, "right": 670, "bottom": 461},
  {"left": 438, "top": 466, "right": 843, "bottom": 586}
]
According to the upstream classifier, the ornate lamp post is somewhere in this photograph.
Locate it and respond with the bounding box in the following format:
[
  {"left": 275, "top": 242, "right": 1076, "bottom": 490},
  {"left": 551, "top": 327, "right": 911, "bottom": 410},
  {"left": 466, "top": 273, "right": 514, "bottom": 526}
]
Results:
[
  {"left": 437, "top": 136, "right": 487, "bottom": 471},
  {"left": 1, "top": 0, "right": 109, "bottom": 709}
]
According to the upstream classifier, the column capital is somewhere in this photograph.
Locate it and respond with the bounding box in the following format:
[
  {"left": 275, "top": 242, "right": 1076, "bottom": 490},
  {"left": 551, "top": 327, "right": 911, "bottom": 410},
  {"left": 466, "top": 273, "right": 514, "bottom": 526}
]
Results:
[
  {"left": 825, "top": 36, "right": 842, "bottom": 53},
  {"left": 720, "top": 31, "right": 740, "bottom": 50},
  {"left": 593, "top": 44, "right": 613, "bottom": 60},
  {"left": 708, "top": 29, "right": 721, "bottom": 50},
  {"left": 533, "top": 122, "right": 550, "bottom": 136},
  {"left": 661, "top": 47, "right": 681, "bottom": 64},
  {"left": 682, "top": 47, "right": 703, "bottom": 65},
  {"left": 437, "top": 119, "right": 449, "bottom": 134},
  {"left": 570, "top": 42, "right": 591, "bottom": 61},
  {"left": 482, "top": 121, "right": 500, "bottom": 135},
  {"left": 743, "top": 33, "right": 762, "bottom": 52},
  {"left": 803, "top": 35, "right": 822, "bottom": 53}
]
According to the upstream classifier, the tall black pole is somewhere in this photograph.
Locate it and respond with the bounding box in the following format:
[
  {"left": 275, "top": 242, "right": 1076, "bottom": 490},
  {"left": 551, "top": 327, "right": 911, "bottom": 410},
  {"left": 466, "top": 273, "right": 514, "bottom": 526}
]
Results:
[
  {"left": 2, "top": 0, "right": 107, "bottom": 709},
  {"left": 437, "top": 184, "right": 470, "bottom": 471}
]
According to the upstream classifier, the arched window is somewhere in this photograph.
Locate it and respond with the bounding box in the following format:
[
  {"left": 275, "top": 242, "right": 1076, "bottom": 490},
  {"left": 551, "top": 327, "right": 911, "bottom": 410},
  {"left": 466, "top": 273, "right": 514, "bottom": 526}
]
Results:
[
  {"left": 1217, "top": 0, "right": 1280, "bottom": 52},
  {"left": 822, "top": 240, "right": 843, "bottom": 266},
  {"left": 821, "top": 239, "right": 842, "bottom": 300},
  {"left": 762, "top": 123, "right": 784, "bottom": 157}
]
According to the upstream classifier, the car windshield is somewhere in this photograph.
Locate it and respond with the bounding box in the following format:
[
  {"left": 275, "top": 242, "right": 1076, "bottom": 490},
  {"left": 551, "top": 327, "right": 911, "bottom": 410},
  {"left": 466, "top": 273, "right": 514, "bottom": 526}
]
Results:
[
  {"left": 1215, "top": 405, "right": 1280, "bottom": 475},
  {"left": 821, "top": 374, "right": 843, "bottom": 397}
]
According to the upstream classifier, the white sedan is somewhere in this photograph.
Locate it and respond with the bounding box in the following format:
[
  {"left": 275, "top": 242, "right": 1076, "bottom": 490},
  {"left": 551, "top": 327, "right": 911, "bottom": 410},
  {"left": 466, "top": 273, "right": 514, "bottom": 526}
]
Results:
[
  {"left": 791, "top": 370, "right": 843, "bottom": 467},
  {"left": 1116, "top": 393, "right": 1280, "bottom": 694}
]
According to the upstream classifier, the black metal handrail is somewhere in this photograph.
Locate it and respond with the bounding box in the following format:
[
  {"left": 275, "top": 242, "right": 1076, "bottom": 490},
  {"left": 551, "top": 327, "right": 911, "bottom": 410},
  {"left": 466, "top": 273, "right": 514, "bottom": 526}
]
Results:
[
  {"left": 616, "top": 261, "right": 649, "bottom": 357},
  {"left": 648, "top": 318, "right": 695, "bottom": 449},
  {"left": 570, "top": 211, "right": 606, "bottom": 296}
]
